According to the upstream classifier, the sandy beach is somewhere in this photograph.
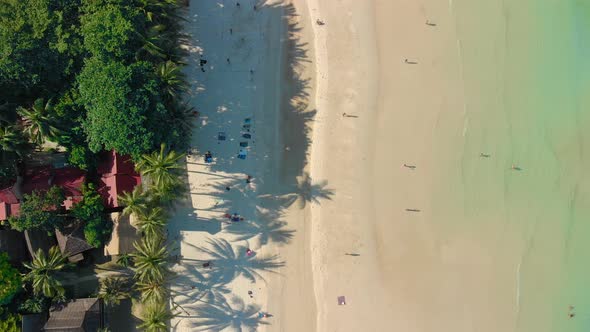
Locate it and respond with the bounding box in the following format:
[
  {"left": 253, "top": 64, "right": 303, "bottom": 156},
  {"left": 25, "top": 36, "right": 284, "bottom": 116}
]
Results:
[
  {"left": 169, "top": 0, "right": 590, "bottom": 331},
  {"left": 168, "top": 1, "right": 316, "bottom": 331}
]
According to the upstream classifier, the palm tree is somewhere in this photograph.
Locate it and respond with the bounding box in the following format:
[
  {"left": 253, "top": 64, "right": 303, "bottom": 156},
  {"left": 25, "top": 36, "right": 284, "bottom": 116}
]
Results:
[
  {"left": 148, "top": 180, "right": 186, "bottom": 209},
  {"left": 137, "top": 301, "right": 174, "bottom": 332},
  {"left": 116, "top": 254, "right": 133, "bottom": 268},
  {"left": 118, "top": 186, "right": 148, "bottom": 217},
  {"left": 136, "top": 25, "right": 168, "bottom": 61},
  {"left": 132, "top": 238, "right": 169, "bottom": 283},
  {"left": 136, "top": 0, "right": 177, "bottom": 23},
  {"left": 22, "top": 246, "right": 71, "bottom": 298},
  {"left": 99, "top": 277, "right": 129, "bottom": 307},
  {"left": 157, "top": 61, "right": 187, "bottom": 101},
  {"left": 136, "top": 144, "right": 184, "bottom": 188},
  {"left": 137, "top": 207, "right": 167, "bottom": 239},
  {"left": 0, "top": 125, "right": 28, "bottom": 158},
  {"left": 136, "top": 279, "right": 168, "bottom": 304},
  {"left": 166, "top": 101, "right": 194, "bottom": 136},
  {"left": 17, "top": 98, "right": 61, "bottom": 146}
]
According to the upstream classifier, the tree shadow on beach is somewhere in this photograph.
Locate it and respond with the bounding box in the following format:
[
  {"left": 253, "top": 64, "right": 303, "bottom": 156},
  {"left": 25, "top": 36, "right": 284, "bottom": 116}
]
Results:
[
  {"left": 188, "top": 295, "right": 269, "bottom": 332},
  {"left": 224, "top": 206, "right": 295, "bottom": 246},
  {"left": 194, "top": 238, "right": 284, "bottom": 284}
]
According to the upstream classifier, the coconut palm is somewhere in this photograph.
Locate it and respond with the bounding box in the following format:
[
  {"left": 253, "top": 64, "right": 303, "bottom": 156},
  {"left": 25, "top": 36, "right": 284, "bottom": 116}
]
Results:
[
  {"left": 132, "top": 238, "right": 169, "bottom": 283},
  {"left": 22, "top": 246, "right": 71, "bottom": 298},
  {"left": 137, "top": 301, "right": 174, "bottom": 332},
  {"left": 119, "top": 186, "right": 148, "bottom": 217},
  {"left": 99, "top": 277, "right": 129, "bottom": 307},
  {"left": 136, "top": 24, "right": 168, "bottom": 61},
  {"left": 148, "top": 180, "right": 186, "bottom": 209},
  {"left": 136, "top": 144, "right": 184, "bottom": 188},
  {"left": 17, "top": 98, "right": 61, "bottom": 146},
  {"left": 0, "top": 125, "right": 28, "bottom": 158},
  {"left": 136, "top": 0, "right": 178, "bottom": 23},
  {"left": 166, "top": 101, "right": 194, "bottom": 136},
  {"left": 137, "top": 207, "right": 167, "bottom": 239},
  {"left": 157, "top": 61, "right": 187, "bottom": 100},
  {"left": 136, "top": 279, "right": 168, "bottom": 304}
]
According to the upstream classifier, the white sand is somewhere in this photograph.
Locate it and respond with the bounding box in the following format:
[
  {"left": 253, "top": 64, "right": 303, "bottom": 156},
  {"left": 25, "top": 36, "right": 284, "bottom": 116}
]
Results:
[{"left": 168, "top": 1, "right": 316, "bottom": 331}]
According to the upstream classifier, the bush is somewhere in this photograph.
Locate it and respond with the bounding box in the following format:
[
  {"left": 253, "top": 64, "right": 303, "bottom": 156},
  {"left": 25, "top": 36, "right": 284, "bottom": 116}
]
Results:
[
  {"left": 0, "top": 253, "right": 21, "bottom": 306},
  {"left": 71, "top": 183, "right": 112, "bottom": 247},
  {"left": 0, "top": 313, "right": 19, "bottom": 332}
]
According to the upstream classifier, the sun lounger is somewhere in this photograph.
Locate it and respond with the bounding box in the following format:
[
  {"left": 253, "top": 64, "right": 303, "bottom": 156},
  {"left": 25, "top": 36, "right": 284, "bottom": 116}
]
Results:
[{"left": 218, "top": 132, "right": 226, "bottom": 141}]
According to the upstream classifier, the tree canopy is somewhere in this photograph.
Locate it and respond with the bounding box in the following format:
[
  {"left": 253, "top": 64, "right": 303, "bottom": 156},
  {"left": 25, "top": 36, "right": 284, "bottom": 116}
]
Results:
[
  {"left": 70, "top": 183, "right": 111, "bottom": 247},
  {"left": 9, "top": 186, "right": 65, "bottom": 232}
]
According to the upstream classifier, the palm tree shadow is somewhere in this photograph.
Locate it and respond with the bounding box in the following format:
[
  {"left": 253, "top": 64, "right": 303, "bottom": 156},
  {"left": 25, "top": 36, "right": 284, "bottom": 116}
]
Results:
[
  {"left": 191, "top": 295, "right": 269, "bottom": 332},
  {"left": 294, "top": 172, "right": 334, "bottom": 208},
  {"left": 196, "top": 238, "right": 284, "bottom": 284},
  {"left": 224, "top": 207, "right": 295, "bottom": 246},
  {"left": 171, "top": 261, "right": 231, "bottom": 309}
]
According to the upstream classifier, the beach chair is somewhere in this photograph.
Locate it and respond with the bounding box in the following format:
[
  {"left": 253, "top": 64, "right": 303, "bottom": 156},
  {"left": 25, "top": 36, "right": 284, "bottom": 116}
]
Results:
[
  {"left": 242, "top": 133, "right": 251, "bottom": 139},
  {"left": 238, "top": 149, "right": 247, "bottom": 159},
  {"left": 239, "top": 141, "right": 248, "bottom": 147},
  {"left": 218, "top": 132, "right": 226, "bottom": 141}
]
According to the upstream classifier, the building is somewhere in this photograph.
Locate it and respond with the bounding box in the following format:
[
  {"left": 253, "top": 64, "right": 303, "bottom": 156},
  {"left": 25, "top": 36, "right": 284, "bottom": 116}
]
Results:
[
  {"left": 97, "top": 150, "right": 141, "bottom": 210},
  {"left": 0, "top": 165, "right": 86, "bottom": 221},
  {"left": 0, "top": 151, "right": 141, "bottom": 220},
  {"left": 43, "top": 298, "right": 104, "bottom": 331}
]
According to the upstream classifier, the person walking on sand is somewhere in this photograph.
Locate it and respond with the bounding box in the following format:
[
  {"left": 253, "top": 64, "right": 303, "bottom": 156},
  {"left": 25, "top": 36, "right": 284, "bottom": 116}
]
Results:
[
  {"left": 227, "top": 58, "right": 230, "bottom": 64},
  {"left": 236, "top": 2, "right": 240, "bottom": 7}
]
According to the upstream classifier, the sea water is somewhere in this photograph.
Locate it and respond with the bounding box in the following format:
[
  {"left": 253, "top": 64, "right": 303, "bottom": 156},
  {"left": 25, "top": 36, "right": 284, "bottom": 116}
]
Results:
[{"left": 436, "top": 0, "right": 590, "bottom": 330}]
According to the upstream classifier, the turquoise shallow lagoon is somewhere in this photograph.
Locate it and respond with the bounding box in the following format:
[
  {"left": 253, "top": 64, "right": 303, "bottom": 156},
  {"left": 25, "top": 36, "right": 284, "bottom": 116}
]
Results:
[{"left": 431, "top": 0, "right": 590, "bottom": 330}]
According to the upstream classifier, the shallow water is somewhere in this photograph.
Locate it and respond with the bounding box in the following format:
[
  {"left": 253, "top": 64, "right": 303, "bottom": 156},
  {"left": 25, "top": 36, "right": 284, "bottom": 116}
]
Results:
[{"left": 433, "top": 0, "right": 590, "bottom": 330}]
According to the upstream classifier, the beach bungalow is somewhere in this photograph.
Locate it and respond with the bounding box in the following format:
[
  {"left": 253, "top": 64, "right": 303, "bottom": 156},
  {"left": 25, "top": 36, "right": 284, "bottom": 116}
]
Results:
[
  {"left": 55, "top": 225, "right": 94, "bottom": 263},
  {"left": 0, "top": 165, "right": 86, "bottom": 221},
  {"left": 97, "top": 150, "right": 141, "bottom": 210},
  {"left": 43, "top": 298, "right": 104, "bottom": 331},
  {"left": 0, "top": 151, "right": 141, "bottom": 221}
]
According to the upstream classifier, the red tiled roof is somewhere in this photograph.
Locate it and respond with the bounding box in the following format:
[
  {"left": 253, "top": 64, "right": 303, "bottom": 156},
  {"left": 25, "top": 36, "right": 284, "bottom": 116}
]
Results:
[
  {"left": 97, "top": 150, "right": 136, "bottom": 176},
  {"left": 97, "top": 151, "right": 141, "bottom": 209},
  {"left": 0, "top": 166, "right": 86, "bottom": 220}
]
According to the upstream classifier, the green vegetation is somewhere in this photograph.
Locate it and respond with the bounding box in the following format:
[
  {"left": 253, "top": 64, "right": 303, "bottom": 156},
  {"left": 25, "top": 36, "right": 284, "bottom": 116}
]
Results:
[
  {"left": 71, "top": 183, "right": 111, "bottom": 247},
  {"left": 0, "top": 0, "right": 190, "bottom": 329},
  {"left": 22, "top": 246, "right": 71, "bottom": 299},
  {"left": 9, "top": 186, "right": 65, "bottom": 232},
  {"left": 98, "top": 277, "right": 129, "bottom": 307},
  {"left": 1, "top": 0, "right": 190, "bottom": 167},
  {"left": 0, "top": 312, "right": 19, "bottom": 332},
  {"left": 0, "top": 253, "right": 21, "bottom": 305},
  {"left": 137, "top": 302, "right": 174, "bottom": 332}
]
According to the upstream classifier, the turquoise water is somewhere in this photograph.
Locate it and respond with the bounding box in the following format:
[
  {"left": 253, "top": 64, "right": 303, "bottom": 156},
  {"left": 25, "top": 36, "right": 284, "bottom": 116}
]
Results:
[{"left": 433, "top": 1, "right": 590, "bottom": 330}]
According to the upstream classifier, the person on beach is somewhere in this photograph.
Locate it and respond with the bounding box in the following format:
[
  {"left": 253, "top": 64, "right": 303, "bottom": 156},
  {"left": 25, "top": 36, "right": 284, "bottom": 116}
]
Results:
[
  {"left": 236, "top": 2, "right": 240, "bottom": 7},
  {"left": 246, "top": 175, "right": 252, "bottom": 184},
  {"left": 246, "top": 248, "right": 253, "bottom": 256},
  {"left": 227, "top": 58, "right": 230, "bottom": 64},
  {"left": 253, "top": 5, "right": 257, "bottom": 10},
  {"left": 403, "top": 164, "right": 416, "bottom": 169},
  {"left": 248, "top": 290, "right": 253, "bottom": 298},
  {"left": 230, "top": 28, "right": 233, "bottom": 35}
]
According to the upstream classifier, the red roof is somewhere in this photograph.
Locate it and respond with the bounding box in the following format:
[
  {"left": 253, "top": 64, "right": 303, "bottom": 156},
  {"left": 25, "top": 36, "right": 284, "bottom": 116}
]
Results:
[
  {"left": 0, "top": 167, "right": 86, "bottom": 220},
  {"left": 97, "top": 151, "right": 141, "bottom": 209}
]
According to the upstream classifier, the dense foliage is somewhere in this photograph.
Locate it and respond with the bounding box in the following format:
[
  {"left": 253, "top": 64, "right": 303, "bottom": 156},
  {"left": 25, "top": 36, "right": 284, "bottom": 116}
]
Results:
[
  {"left": 70, "top": 183, "right": 111, "bottom": 247},
  {"left": 0, "top": 253, "right": 21, "bottom": 305},
  {"left": 0, "top": 0, "right": 190, "bottom": 163},
  {"left": 9, "top": 186, "right": 65, "bottom": 232},
  {"left": 0, "top": 312, "right": 19, "bottom": 332}
]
